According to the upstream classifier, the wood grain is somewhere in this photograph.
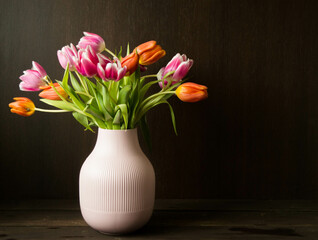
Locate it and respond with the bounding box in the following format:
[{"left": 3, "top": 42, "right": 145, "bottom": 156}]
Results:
[
  {"left": 0, "top": 200, "right": 317, "bottom": 239},
  {"left": 0, "top": 0, "right": 318, "bottom": 199}
]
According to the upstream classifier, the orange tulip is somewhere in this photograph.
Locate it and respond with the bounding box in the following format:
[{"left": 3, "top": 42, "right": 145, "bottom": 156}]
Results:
[
  {"left": 175, "top": 82, "right": 208, "bottom": 102},
  {"left": 121, "top": 52, "right": 139, "bottom": 75},
  {"left": 9, "top": 97, "right": 35, "bottom": 117},
  {"left": 39, "top": 83, "right": 68, "bottom": 100},
  {"left": 136, "top": 40, "right": 166, "bottom": 65}
]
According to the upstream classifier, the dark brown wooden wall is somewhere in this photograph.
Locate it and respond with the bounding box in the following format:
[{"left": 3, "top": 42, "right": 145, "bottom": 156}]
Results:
[{"left": 1, "top": 0, "right": 318, "bottom": 200}]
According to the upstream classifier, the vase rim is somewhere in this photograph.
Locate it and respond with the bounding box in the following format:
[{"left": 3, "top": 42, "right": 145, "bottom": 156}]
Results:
[{"left": 98, "top": 128, "right": 137, "bottom": 132}]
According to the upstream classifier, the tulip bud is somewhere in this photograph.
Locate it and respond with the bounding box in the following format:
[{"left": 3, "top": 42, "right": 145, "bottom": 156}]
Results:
[
  {"left": 157, "top": 53, "right": 193, "bottom": 88},
  {"left": 57, "top": 44, "right": 78, "bottom": 71},
  {"left": 120, "top": 52, "right": 139, "bottom": 75},
  {"left": 9, "top": 97, "right": 35, "bottom": 117},
  {"left": 77, "top": 32, "right": 106, "bottom": 53},
  {"left": 19, "top": 61, "right": 48, "bottom": 91},
  {"left": 39, "top": 83, "right": 68, "bottom": 100},
  {"left": 136, "top": 40, "right": 166, "bottom": 65},
  {"left": 175, "top": 82, "right": 208, "bottom": 102}
]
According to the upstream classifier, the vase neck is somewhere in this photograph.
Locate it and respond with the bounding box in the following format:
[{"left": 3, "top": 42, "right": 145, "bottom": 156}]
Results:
[{"left": 94, "top": 128, "right": 141, "bottom": 155}]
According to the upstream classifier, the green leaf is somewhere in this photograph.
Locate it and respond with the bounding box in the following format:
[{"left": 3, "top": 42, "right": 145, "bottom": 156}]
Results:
[
  {"left": 75, "top": 72, "right": 88, "bottom": 93},
  {"left": 56, "top": 80, "right": 85, "bottom": 110},
  {"left": 118, "top": 85, "right": 132, "bottom": 104},
  {"left": 62, "top": 64, "right": 70, "bottom": 89},
  {"left": 109, "top": 81, "right": 119, "bottom": 103},
  {"left": 116, "top": 104, "right": 128, "bottom": 129},
  {"left": 103, "top": 109, "right": 113, "bottom": 122},
  {"left": 164, "top": 100, "right": 177, "bottom": 135},
  {"left": 70, "top": 72, "right": 84, "bottom": 92},
  {"left": 93, "top": 117, "right": 107, "bottom": 129},
  {"left": 135, "top": 65, "right": 141, "bottom": 83},
  {"left": 75, "top": 91, "right": 92, "bottom": 103},
  {"left": 129, "top": 67, "right": 141, "bottom": 128},
  {"left": 96, "top": 78, "right": 103, "bottom": 93},
  {"left": 40, "top": 99, "right": 74, "bottom": 111},
  {"left": 85, "top": 77, "right": 97, "bottom": 97},
  {"left": 113, "top": 109, "right": 122, "bottom": 125},
  {"left": 140, "top": 79, "right": 161, "bottom": 100},
  {"left": 118, "top": 46, "right": 122, "bottom": 59},
  {"left": 72, "top": 112, "right": 94, "bottom": 132},
  {"left": 100, "top": 83, "right": 113, "bottom": 115}
]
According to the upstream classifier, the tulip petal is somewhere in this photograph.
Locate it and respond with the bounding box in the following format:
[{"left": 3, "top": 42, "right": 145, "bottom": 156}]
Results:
[
  {"left": 136, "top": 40, "right": 157, "bottom": 55},
  {"left": 19, "top": 70, "right": 46, "bottom": 91},
  {"left": 104, "top": 63, "right": 112, "bottom": 79},
  {"left": 39, "top": 83, "right": 68, "bottom": 100},
  {"left": 173, "top": 61, "right": 192, "bottom": 81},
  {"left": 110, "top": 63, "right": 118, "bottom": 80},
  {"left": 181, "top": 82, "right": 208, "bottom": 90},
  {"left": 77, "top": 32, "right": 105, "bottom": 53},
  {"left": 82, "top": 58, "right": 97, "bottom": 77},
  {"left": 117, "top": 66, "right": 127, "bottom": 80},
  {"left": 157, "top": 67, "right": 165, "bottom": 80},
  {"left": 139, "top": 46, "right": 166, "bottom": 65},
  {"left": 19, "top": 81, "right": 40, "bottom": 91},
  {"left": 32, "top": 61, "right": 47, "bottom": 77},
  {"left": 164, "top": 53, "right": 182, "bottom": 73},
  {"left": 57, "top": 50, "right": 69, "bottom": 69},
  {"left": 97, "top": 53, "right": 112, "bottom": 68},
  {"left": 97, "top": 63, "right": 106, "bottom": 80},
  {"left": 121, "top": 52, "right": 139, "bottom": 75}
]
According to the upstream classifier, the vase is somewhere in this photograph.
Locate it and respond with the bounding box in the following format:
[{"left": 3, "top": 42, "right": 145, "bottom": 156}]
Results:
[{"left": 79, "top": 128, "right": 155, "bottom": 234}]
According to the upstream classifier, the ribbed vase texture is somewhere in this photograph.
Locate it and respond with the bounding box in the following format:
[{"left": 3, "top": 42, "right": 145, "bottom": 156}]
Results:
[{"left": 79, "top": 128, "right": 155, "bottom": 234}]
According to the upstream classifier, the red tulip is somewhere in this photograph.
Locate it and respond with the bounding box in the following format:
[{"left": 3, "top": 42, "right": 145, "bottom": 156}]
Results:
[
  {"left": 39, "top": 83, "right": 68, "bottom": 100},
  {"left": 121, "top": 52, "right": 139, "bottom": 75},
  {"left": 9, "top": 97, "right": 35, "bottom": 117},
  {"left": 136, "top": 40, "right": 166, "bottom": 65},
  {"left": 175, "top": 82, "right": 208, "bottom": 102}
]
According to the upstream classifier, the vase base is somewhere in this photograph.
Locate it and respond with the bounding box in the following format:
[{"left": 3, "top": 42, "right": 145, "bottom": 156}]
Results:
[
  {"left": 98, "top": 231, "right": 121, "bottom": 236},
  {"left": 81, "top": 207, "right": 153, "bottom": 235}
]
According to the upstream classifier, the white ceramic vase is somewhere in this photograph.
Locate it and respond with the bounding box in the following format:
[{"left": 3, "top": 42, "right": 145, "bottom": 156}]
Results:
[{"left": 79, "top": 128, "right": 155, "bottom": 234}]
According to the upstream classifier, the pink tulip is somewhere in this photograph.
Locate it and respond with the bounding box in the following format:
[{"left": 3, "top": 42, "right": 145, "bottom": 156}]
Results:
[
  {"left": 19, "top": 61, "right": 48, "bottom": 91},
  {"left": 57, "top": 44, "right": 78, "bottom": 71},
  {"left": 97, "top": 58, "right": 127, "bottom": 81},
  {"left": 77, "top": 32, "right": 105, "bottom": 53},
  {"left": 157, "top": 53, "right": 193, "bottom": 88},
  {"left": 75, "top": 46, "right": 111, "bottom": 78},
  {"left": 97, "top": 53, "right": 112, "bottom": 69}
]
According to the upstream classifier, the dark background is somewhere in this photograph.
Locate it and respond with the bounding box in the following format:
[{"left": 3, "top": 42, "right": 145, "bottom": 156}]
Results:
[{"left": 1, "top": 0, "right": 318, "bottom": 200}]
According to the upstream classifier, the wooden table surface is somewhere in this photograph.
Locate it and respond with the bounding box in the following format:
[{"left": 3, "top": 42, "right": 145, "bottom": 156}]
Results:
[{"left": 0, "top": 200, "right": 317, "bottom": 239}]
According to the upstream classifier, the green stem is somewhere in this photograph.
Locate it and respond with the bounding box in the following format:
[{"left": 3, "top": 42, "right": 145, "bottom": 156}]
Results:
[
  {"left": 141, "top": 91, "right": 175, "bottom": 107},
  {"left": 105, "top": 47, "right": 117, "bottom": 58},
  {"left": 35, "top": 108, "right": 70, "bottom": 113},
  {"left": 134, "top": 91, "right": 175, "bottom": 124},
  {"left": 75, "top": 71, "right": 89, "bottom": 94},
  {"left": 142, "top": 74, "right": 157, "bottom": 79},
  {"left": 108, "top": 80, "right": 113, "bottom": 92}
]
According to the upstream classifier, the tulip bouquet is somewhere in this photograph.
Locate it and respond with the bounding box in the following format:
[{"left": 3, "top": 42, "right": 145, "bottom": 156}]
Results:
[{"left": 9, "top": 32, "right": 208, "bottom": 141}]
